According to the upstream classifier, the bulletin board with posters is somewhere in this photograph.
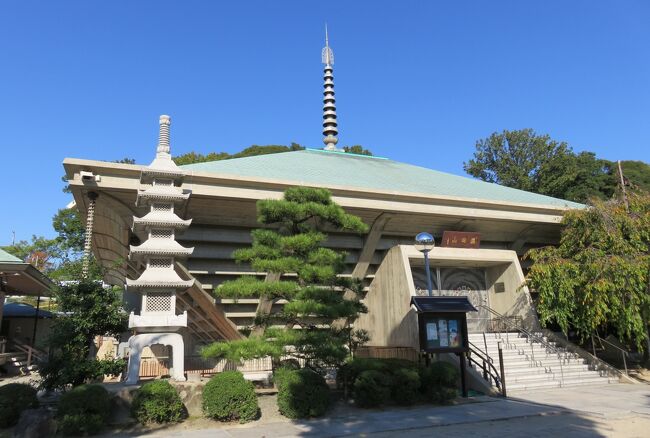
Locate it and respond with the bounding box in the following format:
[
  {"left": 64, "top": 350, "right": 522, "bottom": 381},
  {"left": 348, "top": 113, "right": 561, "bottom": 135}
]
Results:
[
  {"left": 418, "top": 312, "right": 468, "bottom": 353},
  {"left": 411, "top": 296, "right": 475, "bottom": 354}
]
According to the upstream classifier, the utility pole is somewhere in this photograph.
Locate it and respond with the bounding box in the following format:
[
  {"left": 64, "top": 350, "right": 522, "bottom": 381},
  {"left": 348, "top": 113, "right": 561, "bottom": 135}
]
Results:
[{"left": 617, "top": 160, "right": 629, "bottom": 213}]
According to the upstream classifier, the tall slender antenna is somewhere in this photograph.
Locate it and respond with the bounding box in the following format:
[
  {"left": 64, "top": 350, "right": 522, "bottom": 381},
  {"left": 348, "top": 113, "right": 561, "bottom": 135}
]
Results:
[{"left": 322, "top": 24, "right": 338, "bottom": 151}]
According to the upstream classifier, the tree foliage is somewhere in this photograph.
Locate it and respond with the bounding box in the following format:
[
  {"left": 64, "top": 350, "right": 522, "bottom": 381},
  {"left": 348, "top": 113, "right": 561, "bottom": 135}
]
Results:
[
  {"left": 2, "top": 208, "right": 102, "bottom": 281},
  {"left": 465, "top": 129, "right": 571, "bottom": 191},
  {"left": 620, "top": 160, "right": 650, "bottom": 193},
  {"left": 342, "top": 145, "right": 373, "bottom": 156},
  {"left": 464, "top": 129, "right": 624, "bottom": 203},
  {"left": 525, "top": 193, "right": 650, "bottom": 349},
  {"left": 173, "top": 143, "right": 374, "bottom": 165},
  {"left": 202, "top": 187, "right": 369, "bottom": 369},
  {"left": 173, "top": 143, "right": 305, "bottom": 165},
  {"left": 39, "top": 281, "right": 127, "bottom": 390}
]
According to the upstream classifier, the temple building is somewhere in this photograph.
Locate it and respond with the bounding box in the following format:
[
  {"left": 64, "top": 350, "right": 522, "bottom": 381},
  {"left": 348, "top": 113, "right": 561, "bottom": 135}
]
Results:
[{"left": 62, "top": 31, "right": 617, "bottom": 390}]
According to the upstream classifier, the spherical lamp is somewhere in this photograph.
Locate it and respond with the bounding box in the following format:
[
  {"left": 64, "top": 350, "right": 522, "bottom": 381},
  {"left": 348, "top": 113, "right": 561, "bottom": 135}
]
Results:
[{"left": 415, "top": 232, "right": 435, "bottom": 296}]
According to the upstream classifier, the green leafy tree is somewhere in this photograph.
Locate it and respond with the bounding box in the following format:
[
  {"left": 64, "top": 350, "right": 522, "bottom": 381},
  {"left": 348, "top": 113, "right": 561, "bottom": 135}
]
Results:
[
  {"left": 52, "top": 208, "right": 85, "bottom": 255},
  {"left": 39, "top": 281, "right": 128, "bottom": 390},
  {"left": 3, "top": 209, "right": 103, "bottom": 281},
  {"left": 464, "top": 129, "right": 571, "bottom": 191},
  {"left": 173, "top": 143, "right": 305, "bottom": 165},
  {"left": 464, "top": 129, "right": 618, "bottom": 202},
  {"left": 538, "top": 151, "right": 616, "bottom": 202},
  {"left": 619, "top": 160, "right": 650, "bottom": 193},
  {"left": 525, "top": 193, "right": 650, "bottom": 354},
  {"left": 174, "top": 143, "right": 374, "bottom": 165},
  {"left": 202, "top": 187, "right": 369, "bottom": 370},
  {"left": 2, "top": 236, "right": 63, "bottom": 272},
  {"left": 343, "top": 145, "right": 373, "bottom": 156}
]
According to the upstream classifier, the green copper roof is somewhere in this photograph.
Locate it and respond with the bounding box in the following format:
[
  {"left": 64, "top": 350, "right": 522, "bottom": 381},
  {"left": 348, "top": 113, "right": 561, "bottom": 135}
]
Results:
[
  {"left": 0, "top": 248, "right": 23, "bottom": 263},
  {"left": 182, "top": 149, "right": 584, "bottom": 209}
]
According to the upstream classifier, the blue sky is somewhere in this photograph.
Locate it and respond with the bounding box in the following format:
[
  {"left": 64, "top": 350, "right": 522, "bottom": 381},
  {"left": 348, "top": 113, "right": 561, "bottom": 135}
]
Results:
[{"left": 1, "top": 1, "right": 649, "bottom": 244}]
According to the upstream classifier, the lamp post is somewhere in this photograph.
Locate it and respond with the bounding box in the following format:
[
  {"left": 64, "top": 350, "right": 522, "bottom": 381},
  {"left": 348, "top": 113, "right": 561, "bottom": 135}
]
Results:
[{"left": 415, "top": 232, "right": 435, "bottom": 296}]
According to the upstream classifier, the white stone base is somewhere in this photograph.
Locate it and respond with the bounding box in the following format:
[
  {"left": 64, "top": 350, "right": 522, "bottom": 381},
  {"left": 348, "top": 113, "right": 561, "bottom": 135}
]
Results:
[
  {"left": 125, "top": 332, "right": 186, "bottom": 385},
  {"left": 128, "top": 311, "right": 187, "bottom": 329}
]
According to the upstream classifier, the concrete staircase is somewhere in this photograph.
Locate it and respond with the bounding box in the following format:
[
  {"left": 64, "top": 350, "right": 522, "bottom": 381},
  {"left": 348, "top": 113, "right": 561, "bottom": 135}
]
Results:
[{"left": 468, "top": 332, "right": 613, "bottom": 392}]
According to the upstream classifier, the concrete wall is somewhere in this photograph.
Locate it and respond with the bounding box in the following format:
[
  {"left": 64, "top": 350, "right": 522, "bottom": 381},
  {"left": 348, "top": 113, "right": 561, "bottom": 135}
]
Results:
[
  {"left": 355, "top": 246, "right": 419, "bottom": 349},
  {"left": 486, "top": 261, "right": 538, "bottom": 329},
  {"left": 357, "top": 245, "right": 539, "bottom": 349}
]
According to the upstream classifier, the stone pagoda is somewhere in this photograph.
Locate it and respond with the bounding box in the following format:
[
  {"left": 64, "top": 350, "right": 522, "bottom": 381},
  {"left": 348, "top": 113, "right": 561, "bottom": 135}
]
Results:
[{"left": 125, "top": 115, "right": 194, "bottom": 384}]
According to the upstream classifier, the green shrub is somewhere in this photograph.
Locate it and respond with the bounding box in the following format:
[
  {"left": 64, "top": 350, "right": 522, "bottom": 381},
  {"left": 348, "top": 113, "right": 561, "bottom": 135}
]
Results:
[
  {"left": 131, "top": 380, "right": 185, "bottom": 424},
  {"left": 272, "top": 366, "right": 293, "bottom": 387},
  {"left": 57, "top": 384, "right": 111, "bottom": 436},
  {"left": 391, "top": 368, "right": 420, "bottom": 405},
  {"left": 337, "top": 357, "right": 417, "bottom": 389},
  {"left": 59, "top": 413, "right": 106, "bottom": 436},
  {"left": 353, "top": 370, "right": 391, "bottom": 408},
  {"left": 276, "top": 368, "right": 330, "bottom": 419},
  {"left": 202, "top": 371, "right": 258, "bottom": 423},
  {"left": 40, "top": 356, "right": 126, "bottom": 391},
  {"left": 419, "top": 361, "right": 458, "bottom": 404},
  {"left": 0, "top": 383, "right": 39, "bottom": 428}
]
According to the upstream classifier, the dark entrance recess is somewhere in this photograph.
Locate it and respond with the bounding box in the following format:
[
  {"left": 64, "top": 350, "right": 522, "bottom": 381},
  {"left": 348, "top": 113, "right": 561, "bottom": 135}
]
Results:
[{"left": 410, "top": 296, "right": 477, "bottom": 397}]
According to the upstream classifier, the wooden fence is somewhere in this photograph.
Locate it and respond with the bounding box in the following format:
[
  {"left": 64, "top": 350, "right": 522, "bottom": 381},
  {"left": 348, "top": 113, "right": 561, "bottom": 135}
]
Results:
[
  {"left": 355, "top": 346, "right": 419, "bottom": 362},
  {"left": 139, "top": 349, "right": 419, "bottom": 379},
  {"left": 139, "top": 355, "right": 274, "bottom": 379}
]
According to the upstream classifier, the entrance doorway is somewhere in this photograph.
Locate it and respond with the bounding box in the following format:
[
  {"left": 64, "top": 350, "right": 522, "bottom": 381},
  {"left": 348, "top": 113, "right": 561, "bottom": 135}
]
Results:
[{"left": 411, "top": 266, "right": 489, "bottom": 332}]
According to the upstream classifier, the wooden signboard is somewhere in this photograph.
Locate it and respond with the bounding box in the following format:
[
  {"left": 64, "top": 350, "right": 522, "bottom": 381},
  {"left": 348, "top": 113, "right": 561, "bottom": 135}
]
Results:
[{"left": 441, "top": 231, "right": 481, "bottom": 249}]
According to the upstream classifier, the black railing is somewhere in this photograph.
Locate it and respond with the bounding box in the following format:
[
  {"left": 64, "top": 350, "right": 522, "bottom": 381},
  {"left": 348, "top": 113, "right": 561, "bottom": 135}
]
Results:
[
  {"left": 592, "top": 334, "right": 630, "bottom": 376},
  {"left": 467, "top": 341, "right": 506, "bottom": 397},
  {"left": 488, "top": 316, "right": 523, "bottom": 333}
]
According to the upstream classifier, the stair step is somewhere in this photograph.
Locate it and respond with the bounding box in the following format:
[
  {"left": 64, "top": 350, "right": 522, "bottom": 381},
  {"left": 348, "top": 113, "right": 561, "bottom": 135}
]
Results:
[
  {"left": 490, "top": 359, "right": 588, "bottom": 369},
  {"left": 471, "top": 330, "right": 616, "bottom": 393},
  {"left": 508, "top": 380, "right": 562, "bottom": 391}
]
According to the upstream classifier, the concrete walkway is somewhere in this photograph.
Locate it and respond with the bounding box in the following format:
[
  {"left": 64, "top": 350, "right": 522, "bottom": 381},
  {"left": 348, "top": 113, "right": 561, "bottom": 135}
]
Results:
[
  {"left": 119, "top": 383, "right": 650, "bottom": 437},
  {"left": 135, "top": 397, "right": 565, "bottom": 437},
  {"left": 510, "top": 383, "right": 650, "bottom": 418}
]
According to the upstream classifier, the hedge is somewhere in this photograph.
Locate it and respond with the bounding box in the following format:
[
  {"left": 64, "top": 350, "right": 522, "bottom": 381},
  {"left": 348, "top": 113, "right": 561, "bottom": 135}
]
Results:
[
  {"left": 275, "top": 368, "right": 330, "bottom": 419},
  {"left": 391, "top": 368, "right": 420, "bottom": 405},
  {"left": 340, "top": 358, "right": 458, "bottom": 407},
  {"left": 419, "top": 361, "right": 459, "bottom": 404},
  {"left": 131, "top": 380, "right": 185, "bottom": 424},
  {"left": 202, "top": 371, "right": 258, "bottom": 423},
  {"left": 0, "top": 383, "right": 39, "bottom": 428},
  {"left": 57, "top": 384, "right": 111, "bottom": 436},
  {"left": 353, "top": 370, "right": 392, "bottom": 407},
  {"left": 337, "top": 357, "right": 417, "bottom": 390}
]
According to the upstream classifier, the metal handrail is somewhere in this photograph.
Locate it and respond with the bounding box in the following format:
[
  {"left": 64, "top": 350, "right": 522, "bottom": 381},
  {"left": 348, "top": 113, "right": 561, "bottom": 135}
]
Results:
[
  {"left": 593, "top": 334, "right": 629, "bottom": 375},
  {"left": 478, "top": 305, "right": 568, "bottom": 385},
  {"left": 543, "top": 329, "right": 637, "bottom": 383},
  {"left": 467, "top": 341, "right": 505, "bottom": 396}
]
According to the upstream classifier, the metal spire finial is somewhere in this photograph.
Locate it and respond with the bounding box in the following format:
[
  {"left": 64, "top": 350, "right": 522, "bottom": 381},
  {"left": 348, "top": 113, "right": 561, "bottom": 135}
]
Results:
[{"left": 322, "top": 25, "right": 338, "bottom": 151}]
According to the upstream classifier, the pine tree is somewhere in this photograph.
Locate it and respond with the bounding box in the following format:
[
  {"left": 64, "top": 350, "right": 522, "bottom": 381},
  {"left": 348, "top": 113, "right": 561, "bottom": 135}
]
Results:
[{"left": 202, "top": 187, "right": 369, "bottom": 369}]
